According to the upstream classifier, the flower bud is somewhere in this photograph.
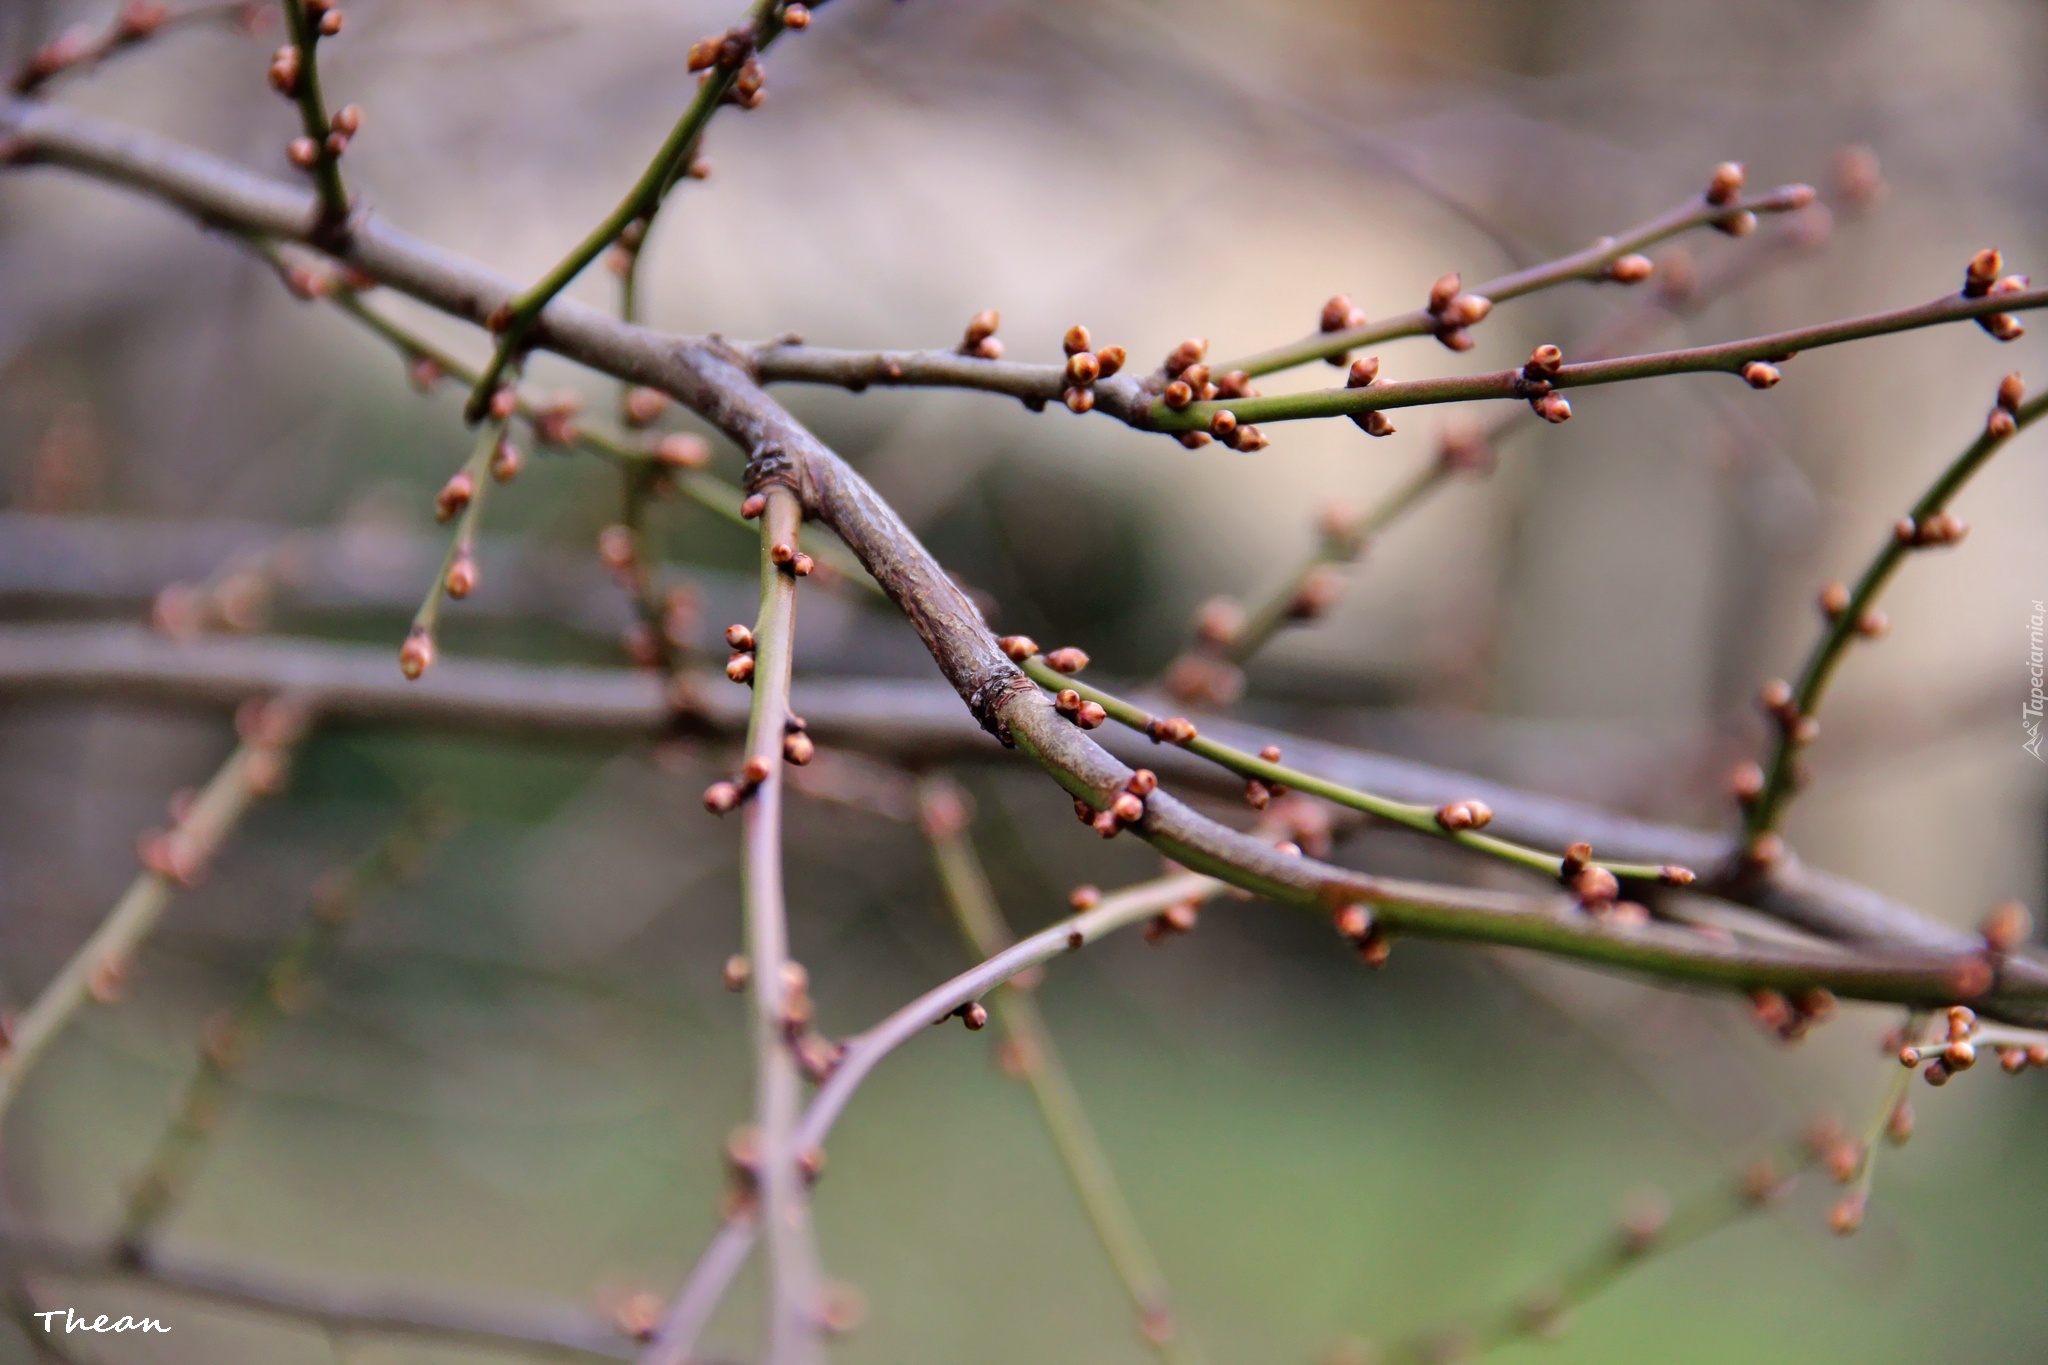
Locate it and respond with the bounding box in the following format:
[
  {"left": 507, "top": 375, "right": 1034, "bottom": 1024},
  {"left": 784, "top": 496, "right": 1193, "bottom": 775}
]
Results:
[
  {"left": 998, "top": 635, "right": 1039, "bottom": 661},
  {"left": 1964, "top": 248, "right": 2002, "bottom": 297},
  {"left": 445, "top": 551, "right": 478, "bottom": 599},
  {"left": 740, "top": 493, "right": 767, "bottom": 519},
  {"left": 703, "top": 781, "right": 742, "bottom": 814},
  {"left": 1044, "top": 647, "right": 1090, "bottom": 674},
  {"left": 331, "top": 104, "right": 363, "bottom": 135},
  {"left": 287, "top": 137, "right": 320, "bottom": 169},
  {"left": 1163, "top": 380, "right": 1194, "bottom": 410},
  {"left": 1095, "top": 344, "right": 1126, "bottom": 378},
  {"left": 1065, "top": 351, "right": 1099, "bottom": 384},
  {"left": 1426, "top": 273, "right": 1460, "bottom": 314},
  {"left": 398, "top": 627, "right": 434, "bottom": 680},
  {"left": 1063, "top": 324, "right": 1092, "bottom": 356},
  {"left": 1606, "top": 253, "right": 1654, "bottom": 283},
  {"left": 1741, "top": 360, "right": 1781, "bottom": 389},
  {"left": 656, "top": 432, "right": 711, "bottom": 470},
  {"left": 1346, "top": 356, "right": 1380, "bottom": 388},
  {"left": 784, "top": 731, "right": 815, "bottom": 765},
  {"left": 726, "top": 653, "right": 755, "bottom": 683},
  {"left": 1353, "top": 410, "right": 1395, "bottom": 437},
  {"left": 1063, "top": 386, "right": 1095, "bottom": 413},
  {"left": 1705, "top": 161, "right": 1745, "bottom": 206},
  {"left": 435, "top": 470, "right": 475, "bottom": 523}
]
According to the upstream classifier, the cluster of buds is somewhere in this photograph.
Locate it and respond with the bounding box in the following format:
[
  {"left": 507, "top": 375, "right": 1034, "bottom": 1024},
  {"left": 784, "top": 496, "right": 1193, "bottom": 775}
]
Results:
[
  {"left": 1317, "top": 293, "right": 1369, "bottom": 365},
  {"left": 1816, "top": 580, "right": 1887, "bottom": 639},
  {"left": 1052, "top": 688, "right": 1107, "bottom": 729},
  {"left": 1424, "top": 273, "right": 1493, "bottom": 351},
  {"left": 1057, "top": 324, "right": 1126, "bottom": 414},
  {"left": 703, "top": 752, "right": 773, "bottom": 814},
  {"left": 1344, "top": 356, "right": 1395, "bottom": 438},
  {"left": 1074, "top": 768, "right": 1156, "bottom": 840},
  {"left": 1900, "top": 998, "right": 2047, "bottom": 1085},
  {"left": 782, "top": 714, "right": 815, "bottom": 765},
  {"left": 1962, "top": 248, "right": 2028, "bottom": 342},
  {"left": 769, "top": 539, "right": 815, "bottom": 577},
  {"left": 1433, "top": 799, "right": 1493, "bottom": 832},
  {"left": 1518, "top": 345, "right": 1573, "bottom": 424},
  {"left": 1142, "top": 896, "right": 1200, "bottom": 945},
  {"left": 1795, "top": 1115, "right": 1870, "bottom": 1234},
  {"left": 1988, "top": 371, "right": 2026, "bottom": 438},
  {"left": 1704, "top": 162, "right": 1755, "bottom": 236},
  {"left": 15, "top": 2, "right": 170, "bottom": 94},
  {"left": 1243, "top": 745, "right": 1289, "bottom": 810},
  {"left": 688, "top": 23, "right": 765, "bottom": 108},
  {"left": 724, "top": 622, "right": 757, "bottom": 684},
  {"left": 1746, "top": 985, "right": 1837, "bottom": 1043},
  {"left": 1761, "top": 676, "right": 1820, "bottom": 754},
  {"left": 1558, "top": 842, "right": 1635, "bottom": 920},
  {"left": 959, "top": 310, "right": 1003, "bottom": 360},
  {"left": 1893, "top": 509, "right": 1968, "bottom": 549},
  {"left": 1158, "top": 340, "right": 1263, "bottom": 448},
  {"left": 1333, "top": 903, "right": 1390, "bottom": 968}
]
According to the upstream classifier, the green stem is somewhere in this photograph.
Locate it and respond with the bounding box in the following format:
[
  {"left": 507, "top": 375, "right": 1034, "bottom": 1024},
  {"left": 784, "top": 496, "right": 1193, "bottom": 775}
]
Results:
[
  {"left": 921, "top": 784, "right": 1206, "bottom": 1365},
  {"left": 1221, "top": 183, "right": 1815, "bottom": 378},
  {"left": 1024, "top": 658, "right": 1684, "bottom": 887},
  {"left": 1155, "top": 286, "right": 2048, "bottom": 431},
  {"left": 1746, "top": 390, "right": 2048, "bottom": 836},
  {"left": 279, "top": 0, "right": 348, "bottom": 224},
  {"left": 463, "top": 0, "right": 789, "bottom": 419}
]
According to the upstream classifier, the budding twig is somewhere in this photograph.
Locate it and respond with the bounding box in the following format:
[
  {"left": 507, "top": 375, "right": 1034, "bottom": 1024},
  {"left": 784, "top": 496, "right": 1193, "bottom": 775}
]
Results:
[
  {"left": 1020, "top": 654, "right": 1689, "bottom": 891},
  {"left": 115, "top": 799, "right": 453, "bottom": 1256},
  {"left": 462, "top": 0, "right": 804, "bottom": 420},
  {"left": 273, "top": 0, "right": 351, "bottom": 230},
  {"left": 402, "top": 377, "right": 519, "bottom": 679},
  {"left": 918, "top": 778, "right": 1206, "bottom": 1365},
  {"left": 11, "top": 1, "right": 257, "bottom": 96},
  {"left": 1219, "top": 169, "right": 1817, "bottom": 378},
  {"left": 1744, "top": 381, "right": 2048, "bottom": 839},
  {"left": 0, "top": 695, "right": 313, "bottom": 1128}
]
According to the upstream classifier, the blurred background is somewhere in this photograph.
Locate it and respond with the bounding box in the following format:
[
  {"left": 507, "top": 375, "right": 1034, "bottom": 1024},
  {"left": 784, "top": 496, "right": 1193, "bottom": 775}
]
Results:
[{"left": 3, "top": 0, "right": 2048, "bottom": 1360}]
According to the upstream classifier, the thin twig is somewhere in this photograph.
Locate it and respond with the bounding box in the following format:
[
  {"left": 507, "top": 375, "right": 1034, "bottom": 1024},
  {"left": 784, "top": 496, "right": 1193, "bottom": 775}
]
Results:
[
  {"left": 0, "top": 695, "right": 314, "bottom": 1128},
  {"left": 736, "top": 486, "right": 823, "bottom": 1365},
  {"left": 1745, "top": 385, "right": 2048, "bottom": 840},
  {"left": 10, "top": 1, "right": 256, "bottom": 97},
  {"left": 276, "top": 0, "right": 348, "bottom": 227},
  {"left": 917, "top": 778, "right": 1204, "bottom": 1365},
  {"left": 636, "top": 1215, "right": 755, "bottom": 1365},
  {"left": 115, "top": 801, "right": 453, "bottom": 1254}
]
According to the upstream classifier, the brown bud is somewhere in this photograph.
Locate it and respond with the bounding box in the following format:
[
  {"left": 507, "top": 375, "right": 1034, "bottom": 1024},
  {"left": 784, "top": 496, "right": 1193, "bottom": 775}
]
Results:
[
  {"left": 1353, "top": 410, "right": 1396, "bottom": 438},
  {"left": 1230, "top": 424, "right": 1272, "bottom": 453},
  {"left": 330, "top": 105, "right": 364, "bottom": 139},
  {"left": 1854, "top": 609, "right": 1890, "bottom": 638},
  {"left": 1436, "top": 328, "right": 1475, "bottom": 352},
  {"left": 741, "top": 755, "right": 772, "bottom": 786},
  {"left": 1989, "top": 408, "right": 2018, "bottom": 438},
  {"left": 1434, "top": 800, "right": 1493, "bottom": 832},
  {"left": 783, "top": 2, "right": 811, "bottom": 29},
  {"left": 1943, "top": 1039, "right": 1977, "bottom": 1071},
  {"left": 1110, "top": 792, "right": 1144, "bottom": 825},
  {"left": 1163, "top": 380, "right": 1194, "bottom": 410},
  {"left": 1741, "top": 360, "right": 1781, "bottom": 389},
  {"left": 790, "top": 552, "right": 815, "bottom": 577},
  {"left": 703, "top": 781, "right": 742, "bottom": 814},
  {"left": 1126, "top": 769, "right": 1158, "bottom": 796},
  {"left": 1063, "top": 386, "right": 1096, "bottom": 414},
  {"left": 1334, "top": 905, "right": 1372, "bottom": 942},
  {"left": 1075, "top": 701, "right": 1107, "bottom": 729},
  {"left": 398, "top": 628, "right": 434, "bottom": 680},
  {"left": 723, "top": 954, "right": 751, "bottom": 991},
  {"left": 1286, "top": 565, "right": 1344, "bottom": 620},
  {"left": 1044, "top": 647, "right": 1090, "bottom": 674},
  {"left": 2000, "top": 1047, "right": 2029, "bottom": 1074},
  {"left": 1208, "top": 409, "right": 1238, "bottom": 439},
  {"left": 1997, "top": 371, "right": 2026, "bottom": 413},
  {"left": 1320, "top": 295, "right": 1359, "bottom": 333},
  {"left": 1524, "top": 344, "right": 1563, "bottom": 378},
  {"left": 1713, "top": 210, "right": 1758, "bottom": 237},
  {"left": 782, "top": 730, "right": 815, "bottom": 765},
  {"left": 317, "top": 7, "right": 343, "bottom": 35},
  {"left": 444, "top": 551, "right": 478, "bottom": 600},
  {"left": 1981, "top": 312, "right": 2026, "bottom": 342},
  {"left": 1440, "top": 294, "right": 1492, "bottom": 329},
  {"left": 1573, "top": 865, "right": 1620, "bottom": 907},
  {"left": 1065, "top": 351, "right": 1100, "bottom": 385},
  {"left": 1063, "top": 324, "right": 1092, "bottom": 357},
  {"left": 1164, "top": 338, "right": 1207, "bottom": 376},
  {"left": 1243, "top": 778, "right": 1271, "bottom": 810},
  {"left": 769, "top": 542, "right": 796, "bottom": 568},
  {"left": 1705, "top": 161, "right": 1745, "bottom": 206},
  {"left": 1983, "top": 900, "right": 2032, "bottom": 953},
  {"left": 1964, "top": 248, "right": 2002, "bottom": 297},
  {"left": 998, "top": 634, "right": 1040, "bottom": 661},
  {"left": 962, "top": 309, "right": 1000, "bottom": 350},
  {"left": 1092, "top": 810, "right": 1122, "bottom": 838},
  {"left": 1426, "top": 273, "right": 1461, "bottom": 314},
  {"left": 1345, "top": 356, "right": 1381, "bottom": 388},
  {"left": 1818, "top": 581, "right": 1852, "bottom": 619},
  {"left": 1606, "top": 253, "right": 1654, "bottom": 284},
  {"left": 725, "top": 653, "right": 755, "bottom": 684},
  {"left": 488, "top": 386, "right": 520, "bottom": 421},
  {"left": 1828, "top": 1193, "right": 1867, "bottom": 1237},
  {"left": 267, "top": 45, "right": 300, "bottom": 94},
  {"left": 287, "top": 137, "right": 320, "bottom": 169},
  {"left": 1531, "top": 392, "right": 1572, "bottom": 423},
  {"left": 740, "top": 493, "right": 767, "bottom": 519},
  {"left": 1176, "top": 431, "right": 1212, "bottom": 450},
  {"left": 1659, "top": 865, "right": 1696, "bottom": 886}
]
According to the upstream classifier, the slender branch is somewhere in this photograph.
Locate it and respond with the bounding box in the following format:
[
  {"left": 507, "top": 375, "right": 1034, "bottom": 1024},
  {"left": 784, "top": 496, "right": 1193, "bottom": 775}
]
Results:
[
  {"left": 734, "top": 486, "right": 823, "bottom": 1365},
  {"left": 275, "top": 0, "right": 348, "bottom": 227},
  {"left": 115, "top": 802, "right": 451, "bottom": 1254},
  {"left": 10, "top": 1, "right": 255, "bottom": 96},
  {"left": 462, "top": 0, "right": 794, "bottom": 418},
  {"left": 917, "top": 779, "right": 1204, "bottom": 1365},
  {"left": 1022, "top": 655, "right": 1690, "bottom": 891},
  {"left": 1144, "top": 284, "right": 2048, "bottom": 433},
  {"left": 1386, "top": 1142, "right": 1816, "bottom": 1363},
  {"left": 1218, "top": 176, "right": 1817, "bottom": 378},
  {"left": 0, "top": 696, "right": 313, "bottom": 1128},
  {"left": 1744, "top": 384, "right": 2048, "bottom": 839},
  {"left": 636, "top": 1216, "right": 756, "bottom": 1365},
  {"left": 404, "top": 396, "right": 514, "bottom": 677}
]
